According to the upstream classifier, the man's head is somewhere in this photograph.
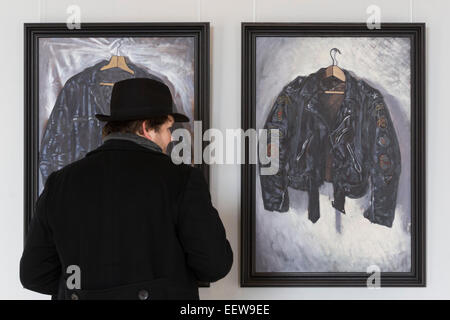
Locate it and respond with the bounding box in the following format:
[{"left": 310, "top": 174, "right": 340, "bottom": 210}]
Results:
[
  {"left": 102, "top": 114, "right": 175, "bottom": 153},
  {"left": 96, "top": 78, "right": 189, "bottom": 123},
  {"left": 96, "top": 78, "right": 188, "bottom": 153}
]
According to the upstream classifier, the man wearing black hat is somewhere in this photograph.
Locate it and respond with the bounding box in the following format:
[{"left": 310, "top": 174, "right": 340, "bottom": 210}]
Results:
[{"left": 20, "top": 78, "right": 233, "bottom": 300}]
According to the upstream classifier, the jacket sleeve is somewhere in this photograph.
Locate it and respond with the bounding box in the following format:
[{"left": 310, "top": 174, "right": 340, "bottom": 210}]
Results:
[
  {"left": 39, "top": 83, "right": 74, "bottom": 186},
  {"left": 20, "top": 172, "right": 62, "bottom": 295},
  {"left": 176, "top": 167, "right": 233, "bottom": 282},
  {"left": 259, "top": 79, "right": 301, "bottom": 212},
  {"left": 363, "top": 92, "right": 401, "bottom": 227}
]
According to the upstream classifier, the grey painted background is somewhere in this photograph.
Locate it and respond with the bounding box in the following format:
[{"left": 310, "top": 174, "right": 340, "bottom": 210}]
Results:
[{"left": 255, "top": 37, "right": 411, "bottom": 272}]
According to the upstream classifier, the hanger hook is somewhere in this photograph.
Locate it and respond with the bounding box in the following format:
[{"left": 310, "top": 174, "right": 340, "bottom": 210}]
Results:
[
  {"left": 116, "top": 40, "right": 123, "bottom": 56},
  {"left": 330, "top": 48, "right": 341, "bottom": 66}
]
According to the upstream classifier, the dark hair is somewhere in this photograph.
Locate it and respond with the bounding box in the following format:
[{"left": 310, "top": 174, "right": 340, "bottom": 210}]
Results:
[{"left": 101, "top": 115, "right": 170, "bottom": 139}]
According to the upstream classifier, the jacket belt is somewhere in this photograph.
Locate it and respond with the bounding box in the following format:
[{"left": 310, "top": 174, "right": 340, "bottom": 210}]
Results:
[
  {"left": 307, "top": 178, "right": 320, "bottom": 223},
  {"left": 332, "top": 185, "right": 346, "bottom": 214}
]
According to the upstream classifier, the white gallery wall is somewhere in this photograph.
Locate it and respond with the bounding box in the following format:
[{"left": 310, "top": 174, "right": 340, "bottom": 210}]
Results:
[{"left": 0, "top": 0, "right": 448, "bottom": 299}]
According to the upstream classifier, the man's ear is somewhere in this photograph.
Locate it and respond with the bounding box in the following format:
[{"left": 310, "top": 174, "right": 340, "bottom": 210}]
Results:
[{"left": 141, "top": 121, "right": 154, "bottom": 140}]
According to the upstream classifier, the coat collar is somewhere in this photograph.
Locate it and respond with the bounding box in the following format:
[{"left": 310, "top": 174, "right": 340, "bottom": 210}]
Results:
[
  {"left": 85, "top": 138, "right": 168, "bottom": 158},
  {"left": 102, "top": 132, "right": 163, "bottom": 153},
  {"left": 299, "top": 67, "right": 358, "bottom": 102},
  {"left": 299, "top": 67, "right": 359, "bottom": 128}
]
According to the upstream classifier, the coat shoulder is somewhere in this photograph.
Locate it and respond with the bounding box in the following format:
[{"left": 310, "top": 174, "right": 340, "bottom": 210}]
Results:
[
  {"left": 52, "top": 144, "right": 197, "bottom": 185},
  {"left": 355, "top": 77, "right": 383, "bottom": 100},
  {"left": 283, "top": 75, "right": 305, "bottom": 95}
]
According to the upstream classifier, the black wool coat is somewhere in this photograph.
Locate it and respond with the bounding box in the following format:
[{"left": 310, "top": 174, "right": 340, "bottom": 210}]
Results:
[{"left": 20, "top": 139, "right": 233, "bottom": 300}]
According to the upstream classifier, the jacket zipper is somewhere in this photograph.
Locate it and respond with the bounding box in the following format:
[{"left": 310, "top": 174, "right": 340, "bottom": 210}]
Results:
[
  {"left": 296, "top": 134, "right": 314, "bottom": 161},
  {"left": 279, "top": 190, "right": 286, "bottom": 211},
  {"left": 346, "top": 143, "right": 362, "bottom": 173}
]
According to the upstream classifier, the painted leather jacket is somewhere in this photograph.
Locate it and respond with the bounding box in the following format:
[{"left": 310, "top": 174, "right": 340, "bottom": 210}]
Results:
[
  {"left": 259, "top": 68, "right": 401, "bottom": 228},
  {"left": 39, "top": 58, "right": 162, "bottom": 186}
]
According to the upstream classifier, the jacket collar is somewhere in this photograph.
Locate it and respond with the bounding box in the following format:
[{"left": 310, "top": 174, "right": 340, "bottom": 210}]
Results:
[
  {"left": 85, "top": 138, "right": 168, "bottom": 158},
  {"left": 299, "top": 67, "right": 359, "bottom": 127},
  {"left": 299, "top": 67, "right": 358, "bottom": 102}
]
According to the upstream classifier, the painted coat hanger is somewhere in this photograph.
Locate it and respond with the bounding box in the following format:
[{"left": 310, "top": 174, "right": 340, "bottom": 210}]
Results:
[
  {"left": 324, "top": 48, "right": 346, "bottom": 94},
  {"left": 100, "top": 41, "right": 134, "bottom": 86}
]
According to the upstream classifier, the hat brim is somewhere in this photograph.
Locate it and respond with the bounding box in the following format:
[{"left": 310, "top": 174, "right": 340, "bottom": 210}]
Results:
[
  {"left": 95, "top": 114, "right": 112, "bottom": 122},
  {"left": 95, "top": 112, "right": 190, "bottom": 123},
  {"left": 170, "top": 112, "right": 190, "bottom": 123}
]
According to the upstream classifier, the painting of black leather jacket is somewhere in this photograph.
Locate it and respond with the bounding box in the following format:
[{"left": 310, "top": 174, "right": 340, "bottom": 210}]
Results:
[
  {"left": 39, "top": 58, "right": 163, "bottom": 185},
  {"left": 259, "top": 67, "right": 401, "bottom": 228}
]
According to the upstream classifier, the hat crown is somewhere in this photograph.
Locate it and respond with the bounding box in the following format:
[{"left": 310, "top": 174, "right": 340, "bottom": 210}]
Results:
[
  {"left": 110, "top": 78, "right": 173, "bottom": 116},
  {"left": 95, "top": 77, "right": 190, "bottom": 123}
]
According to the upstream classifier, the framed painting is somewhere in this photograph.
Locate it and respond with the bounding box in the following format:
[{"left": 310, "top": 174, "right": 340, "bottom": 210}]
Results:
[
  {"left": 24, "top": 22, "right": 210, "bottom": 240},
  {"left": 241, "top": 23, "right": 425, "bottom": 286}
]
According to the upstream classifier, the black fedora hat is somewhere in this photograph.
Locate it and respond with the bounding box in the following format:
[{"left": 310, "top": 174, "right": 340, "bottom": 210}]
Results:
[{"left": 95, "top": 77, "right": 189, "bottom": 122}]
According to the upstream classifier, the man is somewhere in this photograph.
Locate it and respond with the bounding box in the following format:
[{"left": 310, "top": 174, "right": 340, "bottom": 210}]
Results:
[{"left": 20, "top": 78, "right": 233, "bottom": 300}]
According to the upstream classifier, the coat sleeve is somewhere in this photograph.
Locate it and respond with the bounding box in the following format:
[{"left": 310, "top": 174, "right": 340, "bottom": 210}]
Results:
[
  {"left": 363, "top": 92, "right": 401, "bottom": 227},
  {"left": 259, "top": 78, "right": 302, "bottom": 212},
  {"left": 20, "top": 172, "right": 62, "bottom": 295},
  {"left": 176, "top": 167, "right": 233, "bottom": 282},
  {"left": 39, "top": 83, "right": 74, "bottom": 186}
]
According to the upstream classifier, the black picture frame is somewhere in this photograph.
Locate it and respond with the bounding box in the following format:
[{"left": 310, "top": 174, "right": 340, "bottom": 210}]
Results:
[
  {"left": 24, "top": 22, "right": 210, "bottom": 240},
  {"left": 241, "top": 23, "right": 426, "bottom": 287}
]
